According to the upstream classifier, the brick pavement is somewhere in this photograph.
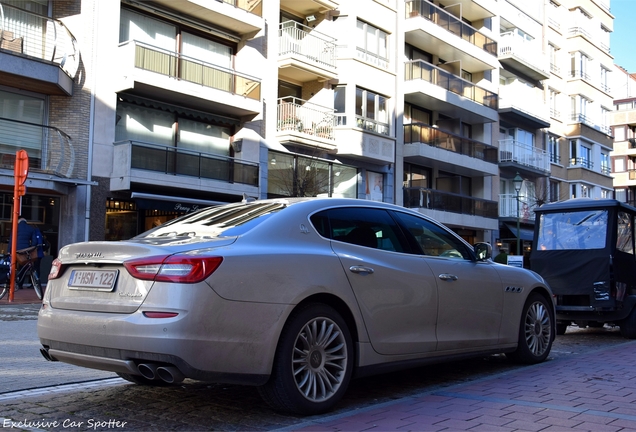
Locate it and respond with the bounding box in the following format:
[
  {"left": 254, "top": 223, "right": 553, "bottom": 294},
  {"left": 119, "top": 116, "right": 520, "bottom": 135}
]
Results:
[
  {"left": 285, "top": 341, "right": 636, "bottom": 432},
  {"left": 0, "top": 285, "right": 42, "bottom": 304}
]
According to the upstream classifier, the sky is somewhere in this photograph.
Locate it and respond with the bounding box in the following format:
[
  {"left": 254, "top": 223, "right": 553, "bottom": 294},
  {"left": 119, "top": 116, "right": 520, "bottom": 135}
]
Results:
[{"left": 610, "top": 0, "right": 636, "bottom": 72}]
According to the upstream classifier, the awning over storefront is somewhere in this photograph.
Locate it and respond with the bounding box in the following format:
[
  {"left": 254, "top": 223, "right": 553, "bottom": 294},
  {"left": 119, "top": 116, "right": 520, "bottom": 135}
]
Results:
[
  {"left": 504, "top": 223, "right": 535, "bottom": 241},
  {"left": 120, "top": 94, "right": 240, "bottom": 127},
  {"left": 131, "top": 192, "right": 227, "bottom": 213}
]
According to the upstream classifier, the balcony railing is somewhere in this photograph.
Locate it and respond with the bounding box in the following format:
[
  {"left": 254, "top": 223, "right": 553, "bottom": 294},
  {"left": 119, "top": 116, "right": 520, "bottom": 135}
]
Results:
[
  {"left": 405, "top": 60, "right": 498, "bottom": 110},
  {"left": 277, "top": 96, "right": 336, "bottom": 140},
  {"left": 0, "top": 2, "right": 79, "bottom": 79},
  {"left": 405, "top": 0, "right": 497, "bottom": 56},
  {"left": 0, "top": 117, "right": 75, "bottom": 178},
  {"left": 117, "top": 140, "right": 259, "bottom": 186},
  {"left": 550, "top": 63, "right": 560, "bottom": 74},
  {"left": 498, "top": 32, "right": 548, "bottom": 74},
  {"left": 279, "top": 21, "right": 337, "bottom": 69},
  {"left": 404, "top": 123, "right": 498, "bottom": 163},
  {"left": 499, "top": 139, "right": 550, "bottom": 172},
  {"left": 568, "top": 26, "right": 592, "bottom": 39},
  {"left": 499, "top": 194, "right": 535, "bottom": 220},
  {"left": 570, "top": 69, "right": 592, "bottom": 81},
  {"left": 121, "top": 40, "right": 261, "bottom": 101},
  {"left": 404, "top": 187, "right": 498, "bottom": 218},
  {"left": 549, "top": 153, "right": 560, "bottom": 164},
  {"left": 569, "top": 157, "right": 594, "bottom": 170}
]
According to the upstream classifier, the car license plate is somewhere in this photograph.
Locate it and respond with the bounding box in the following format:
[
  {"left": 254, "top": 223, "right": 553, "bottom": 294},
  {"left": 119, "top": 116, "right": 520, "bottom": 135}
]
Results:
[{"left": 68, "top": 269, "right": 119, "bottom": 291}]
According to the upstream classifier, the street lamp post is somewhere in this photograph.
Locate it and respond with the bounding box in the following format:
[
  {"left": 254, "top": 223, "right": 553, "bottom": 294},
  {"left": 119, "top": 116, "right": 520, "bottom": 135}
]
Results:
[{"left": 513, "top": 172, "right": 523, "bottom": 256}]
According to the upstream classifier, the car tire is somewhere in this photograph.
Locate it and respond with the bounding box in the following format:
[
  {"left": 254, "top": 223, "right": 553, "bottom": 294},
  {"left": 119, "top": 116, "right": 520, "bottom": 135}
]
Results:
[
  {"left": 619, "top": 307, "right": 636, "bottom": 339},
  {"left": 258, "top": 303, "right": 353, "bottom": 415},
  {"left": 116, "top": 372, "right": 170, "bottom": 386},
  {"left": 507, "top": 293, "right": 554, "bottom": 364}
]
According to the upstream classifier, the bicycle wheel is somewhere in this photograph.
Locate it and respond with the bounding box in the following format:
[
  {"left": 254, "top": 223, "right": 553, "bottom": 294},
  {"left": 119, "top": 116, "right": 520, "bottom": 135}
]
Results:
[
  {"left": 31, "top": 270, "right": 42, "bottom": 300},
  {"left": 0, "top": 281, "right": 7, "bottom": 300}
]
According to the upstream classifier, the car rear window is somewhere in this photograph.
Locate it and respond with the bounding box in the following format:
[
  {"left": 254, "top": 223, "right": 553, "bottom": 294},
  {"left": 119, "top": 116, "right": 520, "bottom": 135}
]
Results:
[{"left": 135, "top": 202, "right": 287, "bottom": 238}]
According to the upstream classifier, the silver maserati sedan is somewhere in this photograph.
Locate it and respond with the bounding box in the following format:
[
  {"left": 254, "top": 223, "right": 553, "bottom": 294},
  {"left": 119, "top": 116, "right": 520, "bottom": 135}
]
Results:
[{"left": 38, "top": 198, "right": 555, "bottom": 415}]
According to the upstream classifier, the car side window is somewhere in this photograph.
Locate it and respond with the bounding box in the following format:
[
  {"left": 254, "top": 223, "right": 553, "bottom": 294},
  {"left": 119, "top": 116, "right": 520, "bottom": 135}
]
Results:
[
  {"left": 392, "top": 211, "right": 471, "bottom": 260},
  {"left": 311, "top": 208, "right": 409, "bottom": 253}
]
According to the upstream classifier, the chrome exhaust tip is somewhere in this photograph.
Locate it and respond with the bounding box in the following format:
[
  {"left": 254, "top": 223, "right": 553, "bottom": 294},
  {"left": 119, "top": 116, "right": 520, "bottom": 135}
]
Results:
[
  {"left": 156, "top": 366, "right": 184, "bottom": 384},
  {"left": 40, "top": 347, "right": 57, "bottom": 362},
  {"left": 137, "top": 363, "right": 158, "bottom": 380}
]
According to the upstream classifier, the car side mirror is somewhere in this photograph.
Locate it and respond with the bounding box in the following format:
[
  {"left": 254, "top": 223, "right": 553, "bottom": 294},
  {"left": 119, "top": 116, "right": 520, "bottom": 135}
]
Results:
[{"left": 474, "top": 242, "right": 492, "bottom": 261}]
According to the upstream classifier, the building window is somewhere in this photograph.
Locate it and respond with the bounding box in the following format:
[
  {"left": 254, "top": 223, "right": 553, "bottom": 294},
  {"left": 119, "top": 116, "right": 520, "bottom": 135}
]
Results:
[
  {"left": 549, "top": 180, "right": 559, "bottom": 203},
  {"left": 267, "top": 151, "right": 358, "bottom": 198},
  {"left": 600, "top": 67, "right": 611, "bottom": 93},
  {"left": 334, "top": 85, "right": 346, "bottom": 126},
  {"left": 601, "top": 152, "right": 610, "bottom": 175},
  {"left": 549, "top": 135, "right": 560, "bottom": 164},
  {"left": 570, "top": 52, "right": 590, "bottom": 80},
  {"left": 548, "top": 43, "right": 560, "bottom": 74},
  {"left": 356, "top": 20, "right": 389, "bottom": 68},
  {"left": 570, "top": 95, "right": 591, "bottom": 123},
  {"left": 355, "top": 87, "right": 389, "bottom": 135},
  {"left": 581, "top": 184, "right": 589, "bottom": 198},
  {"left": 549, "top": 88, "right": 560, "bottom": 119},
  {"left": 612, "top": 156, "right": 626, "bottom": 173},
  {"left": 0, "top": 89, "right": 46, "bottom": 167}
]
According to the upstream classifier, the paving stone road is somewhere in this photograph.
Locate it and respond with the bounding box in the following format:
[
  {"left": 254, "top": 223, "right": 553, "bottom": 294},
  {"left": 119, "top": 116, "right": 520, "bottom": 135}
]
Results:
[{"left": 1, "top": 303, "right": 634, "bottom": 431}]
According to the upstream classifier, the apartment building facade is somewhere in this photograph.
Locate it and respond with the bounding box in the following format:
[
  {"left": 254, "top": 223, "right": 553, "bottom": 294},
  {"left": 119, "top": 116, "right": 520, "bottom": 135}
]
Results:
[
  {"left": 610, "top": 65, "right": 636, "bottom": 206},
  {"left": 0, "top": 0, "right": 614, "bottom": 259}
]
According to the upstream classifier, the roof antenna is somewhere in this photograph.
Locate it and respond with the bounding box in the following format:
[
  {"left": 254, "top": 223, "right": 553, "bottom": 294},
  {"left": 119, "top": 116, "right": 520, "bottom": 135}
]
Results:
[{"left": 242, "top": 193, "right": 256, "bottom": 203}]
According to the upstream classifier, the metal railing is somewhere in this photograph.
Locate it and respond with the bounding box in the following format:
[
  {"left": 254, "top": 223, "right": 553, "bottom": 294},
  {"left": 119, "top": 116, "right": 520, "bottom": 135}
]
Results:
[
  {"left": 0, "top": 2, "right": 79, "bottom": 78},
  {"left": 120, "top": 40, "right": 261, "bottom": 101},
  {"left": 570, "top": 69, "right": 592, "bottom": 81},
  {"left": 498, "top": 139, "right": 550, "bottom": 172},
  {"left": 278, "top": 21, "right": 337, "bottom": 69},
  {"left": 277, "top": 97, "right": 336, "bottom": 140},
  {"left": 403, "top": 187, "right": 498, "bottom": 219},
  {"left": 356, "top": 116, "right": 390, "bottom": 136},
  {"left": 405, "top": 60, "right": 498, "bottom": 110},
  {"left": 499, "top": 194, "right": 535, "bottom": 220},
  {"left": 0, "top": 117, "right": 75, "bottom": 178},
  {"left": 405, "top": 0, "right": 497, "bottom": 56},
  {"left": 116, "top": 140, "right": 259, "bottom": 186},
  {"left": 568, "top": 26, "right": 592, "bottom": 39},
  {"left": 498, "top": 32, "right": 548, "bottom": 74},
  {"left": 549, "top": 153, "right": 560, "bottom": 164},
  {"left": 569, "top": 157, "right": 594, "bottom": 170},
  {"left": 404, "top": 123, "right": 498, "bottom": 163}
]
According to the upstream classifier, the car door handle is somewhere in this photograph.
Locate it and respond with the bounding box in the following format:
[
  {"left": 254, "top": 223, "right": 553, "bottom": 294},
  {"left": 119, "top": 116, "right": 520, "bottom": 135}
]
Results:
[
  {"left": 438, "top": 273, "right": 458, "bottom": 281},
  {"left": 349, "top": 266, "right": 374, "bottom": 275}
]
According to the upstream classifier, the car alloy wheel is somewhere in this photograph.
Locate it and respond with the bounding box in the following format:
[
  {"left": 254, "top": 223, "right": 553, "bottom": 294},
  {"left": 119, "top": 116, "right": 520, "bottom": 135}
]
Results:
[
  {"left": 507, "top": 293, "right": 554, "bottom": 364},
  {"left": 292, "top": 316, "right": 348, "bottom": 402},
  {"left": 524, "top": 299, "right": 552, "bottom": 357},
  {"left": 258, "top": 303, "right": 353, "bottom": 415}
]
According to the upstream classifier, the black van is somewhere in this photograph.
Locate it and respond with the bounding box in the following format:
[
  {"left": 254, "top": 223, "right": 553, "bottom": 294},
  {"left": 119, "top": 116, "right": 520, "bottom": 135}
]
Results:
[{"left": 530, "top": 198, "right": 636, "bottom": 338}]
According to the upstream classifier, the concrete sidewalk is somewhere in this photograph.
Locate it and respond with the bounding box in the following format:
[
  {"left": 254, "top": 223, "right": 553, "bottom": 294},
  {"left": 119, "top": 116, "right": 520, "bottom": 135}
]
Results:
[{"left": 289, "top": 341, "right": 636, "bottom": 432}]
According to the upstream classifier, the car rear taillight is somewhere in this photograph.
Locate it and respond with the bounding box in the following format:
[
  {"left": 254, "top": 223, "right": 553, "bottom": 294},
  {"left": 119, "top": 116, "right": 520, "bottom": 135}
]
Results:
[
  {"left": 123, "top": 255, "right": 223, "bottom": 283},
  {"left": 48, "top": 258, "right": 64, "bottom": 280}
]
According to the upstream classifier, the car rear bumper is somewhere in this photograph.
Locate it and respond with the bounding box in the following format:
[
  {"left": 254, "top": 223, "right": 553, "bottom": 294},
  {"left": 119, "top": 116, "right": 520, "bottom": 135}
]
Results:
[{"left": 37, "top": 284, "right": 291, "bottom": 383}]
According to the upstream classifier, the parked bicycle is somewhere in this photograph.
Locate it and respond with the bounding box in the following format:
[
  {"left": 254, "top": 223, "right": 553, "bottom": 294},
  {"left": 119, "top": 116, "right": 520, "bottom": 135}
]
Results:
[{"left": 0, "top": 246, "right": 42, "bottom": 300}]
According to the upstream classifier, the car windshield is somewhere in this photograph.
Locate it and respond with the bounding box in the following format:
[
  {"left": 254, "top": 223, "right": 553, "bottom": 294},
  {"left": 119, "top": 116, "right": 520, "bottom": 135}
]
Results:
[
  {"left": 135, "top": 202, "right": 287, "bottom": 239},
  {"left": 537, "top": 209, "right": 608, "bottom": 250}
]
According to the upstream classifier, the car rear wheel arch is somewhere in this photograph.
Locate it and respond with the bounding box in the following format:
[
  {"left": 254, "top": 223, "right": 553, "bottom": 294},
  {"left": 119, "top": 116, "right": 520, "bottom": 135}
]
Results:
[{"left": 293, "top": 293, "right": 361, "bottom": 348}]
